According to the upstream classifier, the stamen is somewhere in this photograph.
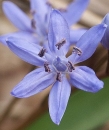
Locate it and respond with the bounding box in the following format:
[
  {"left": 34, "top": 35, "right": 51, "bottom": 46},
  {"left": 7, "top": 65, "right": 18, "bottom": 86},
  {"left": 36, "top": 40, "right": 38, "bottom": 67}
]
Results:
[
  {"left": 67, "top": 61, "right": 75, "bottom": 72},
  {"left": 55, "top": 39, "right": 66, "bottom": 50},
  {"left": 56, "top": 72, "right": 61, "bottom": 82},
  {"left": 38, "top": 48, "right": 46, "bottom": 57},
  {"left": 31, "top": 19, "right": 36, "bottom": 29},
  {"left": 44, "top": 62, "right": 51, "bottom": 72},
  {"left": 73, "top": 46, "right": 82, "bottom": 56}
]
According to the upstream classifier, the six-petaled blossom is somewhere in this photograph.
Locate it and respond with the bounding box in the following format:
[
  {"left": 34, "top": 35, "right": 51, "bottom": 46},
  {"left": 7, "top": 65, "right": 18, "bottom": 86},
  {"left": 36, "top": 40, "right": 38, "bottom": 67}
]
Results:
[
  {"left": 0, "top": 0, "right": 89, "bottom": 46},
  {"left": 6, "top": 10, "right": 106, "bottom": 125}
]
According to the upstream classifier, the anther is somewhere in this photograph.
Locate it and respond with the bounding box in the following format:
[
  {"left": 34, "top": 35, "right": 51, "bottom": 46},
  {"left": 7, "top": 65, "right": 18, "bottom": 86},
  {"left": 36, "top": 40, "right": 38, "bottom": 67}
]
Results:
[
  {"left": 44, "top": 62, "right": 51, "bottom": 72},
  {"left": 67, "top": 61, "right": 75, "bottom": 72},
  {"left": 38, "top": 48, "right": 46, "bottom": 57},
  {"left": 55, "top": 39, "right": 66, "bottom": 50},
  {"left": 56, "top": 72, "right": 61, "bottom": 82},
  {"left": 31, "top": 19, "right": 36, "bottom": 29},
  {"left": 73, "top": 46, "right": 82, "bottom": 56}
]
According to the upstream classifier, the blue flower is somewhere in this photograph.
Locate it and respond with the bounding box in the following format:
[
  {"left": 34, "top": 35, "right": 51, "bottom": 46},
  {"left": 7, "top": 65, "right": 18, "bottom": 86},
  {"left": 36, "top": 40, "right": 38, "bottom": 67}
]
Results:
[
  {"left": 0, "top": 0, "right": 50, "bottom": 45},
  {"left": 101, "top": 13, "right": 109, "bottom": 49},
  {"left": 0, "top": 0, "right": 89, "bottom": 45},
  {"left": 6, "top": 10, "right": 106, "bottom": 125}
]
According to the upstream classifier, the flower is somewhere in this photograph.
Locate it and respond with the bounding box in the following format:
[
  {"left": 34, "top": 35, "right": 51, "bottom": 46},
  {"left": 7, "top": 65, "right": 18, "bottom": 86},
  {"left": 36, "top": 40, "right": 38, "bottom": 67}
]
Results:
[
  {"left": 101, "top": 13, "right": 109, "bottom": 49},
  {"left": 6, "top": 10, "right": 106, "bottom": 125},
  {"left": 0, "top": 0, "right": 50, "bottom": 45},
  {"left": 0, "top": 0, "right": 89, "bottom": 46}
]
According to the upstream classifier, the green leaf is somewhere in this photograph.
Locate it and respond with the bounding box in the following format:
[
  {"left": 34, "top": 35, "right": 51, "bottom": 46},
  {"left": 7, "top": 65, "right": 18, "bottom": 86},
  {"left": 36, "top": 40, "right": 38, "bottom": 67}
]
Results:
[{"left": 26, "top": 77, "right": 109, "bottom": 130}]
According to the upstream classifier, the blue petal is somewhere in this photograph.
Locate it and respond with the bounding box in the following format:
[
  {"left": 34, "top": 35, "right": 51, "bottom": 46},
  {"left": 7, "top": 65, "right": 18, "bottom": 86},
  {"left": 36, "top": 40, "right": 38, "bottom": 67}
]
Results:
[
  {"left": 2, "top": 1, "right": 32, "bottom": 32},
  {"left": 11, "top": 68, "right": 56, "bottom": 98},
  {"left": 69, "top": 66, "right": 103, "bottom": 93},
  {"left": 6, "top": 37, "right": 46, "bottom": 66},
  {"left": 43, "top": 41, "right": 55, "bottom": 64},
  {"left": 62, "top": 0, "right": 89, "bottom": 26},
  {"left": 68, "top": 24, "right": 107, "bottom": 64},
  {"left": 49, "top": 76, "right": 71, "bottom": 125},
  {"left": 70, "top": 29, "right": 87, "bottom": 44},
  {"left": 0, "top": 31, "right": 38, "bottom": 46},
  {"left": 101, "top": 13, "right": 109, "bottom": 49},
  {"left": 30, "top": 0, "right": 49, "bottom": 36},
  {"left": 48, "top": 10, "right": 70, "bottom": 56},
  {"left": 31, "top": 0, "right": 48, "bottom": 22}
]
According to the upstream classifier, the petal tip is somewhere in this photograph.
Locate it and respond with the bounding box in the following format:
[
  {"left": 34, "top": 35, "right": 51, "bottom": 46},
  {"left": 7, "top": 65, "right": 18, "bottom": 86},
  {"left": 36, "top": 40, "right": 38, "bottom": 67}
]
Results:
[
  {"left": 103, "top": 23, "right": 108, "bottom": 28},
  {"left": 10, "top": 91, "right": 16, "bottom": 97},
  {"left": 52, "top": 118, "right": 60, "bottom": 125},
  {"left": 11, "top": 91, "right": 23, "bottom": 98},
  {"left": 93, "top": 81, "right": 104, "bottom": 93}
]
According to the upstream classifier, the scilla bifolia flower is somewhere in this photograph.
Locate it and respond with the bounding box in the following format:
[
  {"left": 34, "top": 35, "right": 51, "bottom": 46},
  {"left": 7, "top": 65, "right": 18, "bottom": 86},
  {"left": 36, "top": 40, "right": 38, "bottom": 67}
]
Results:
[
  {"left": 6, "top": 10, "right": 106, "bottom": 125},
  {"left": 1, "top": 0, "right": 89, "bottom": 45}
]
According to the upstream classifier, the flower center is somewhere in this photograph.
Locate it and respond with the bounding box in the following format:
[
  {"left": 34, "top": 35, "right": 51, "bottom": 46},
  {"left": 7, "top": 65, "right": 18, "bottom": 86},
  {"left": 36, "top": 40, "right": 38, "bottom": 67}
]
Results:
[{"left": 52, "top": 57, "right": 67, "bottom": 72}]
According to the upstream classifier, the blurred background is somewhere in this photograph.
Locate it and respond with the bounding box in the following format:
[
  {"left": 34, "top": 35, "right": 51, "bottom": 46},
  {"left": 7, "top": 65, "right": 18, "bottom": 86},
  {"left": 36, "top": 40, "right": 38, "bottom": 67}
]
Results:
[{"left": 0, "top": 0, "right": 109, "bottom": 130}]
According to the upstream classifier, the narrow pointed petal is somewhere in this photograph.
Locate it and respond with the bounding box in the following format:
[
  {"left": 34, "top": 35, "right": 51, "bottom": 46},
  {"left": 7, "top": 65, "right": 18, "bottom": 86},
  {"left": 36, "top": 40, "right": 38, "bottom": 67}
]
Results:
[
  {"left": 0, "top": 31, "right": 38, "bottom": 46},
  {"left": 31, "top": 0, "right": 49, "bottom": 36},
  {"left": 68, "top": 24, "right": 107, "bottom": 64},
  {"left": 70, "top": 29, "right": 87, "bottom": 44},
  {"left": 101, "top": 13, "right": 109, "bottom": 49},
  {"left": 48, "top": 10, "right": 70, "bottom": 56},
  {"left": 31, "top": 0, "right": 48, "bottom": 21},
  {"left": 70, "top": 66, "right": 103, "bottom": 93},
  {"left": 6, "top": 37, "right": 46, "bottom": 66},
  {"left": 49, "top": 76, "right": 71, "bottom": 125},
  {"left": 62, "top": 0, "right": 89, "bottom": 26},
  {"left": 11, "top": 69, "right": 56, "bottom": 98},
  {"left": 2, "top": 1, "right": 32, "bottom": 32}
]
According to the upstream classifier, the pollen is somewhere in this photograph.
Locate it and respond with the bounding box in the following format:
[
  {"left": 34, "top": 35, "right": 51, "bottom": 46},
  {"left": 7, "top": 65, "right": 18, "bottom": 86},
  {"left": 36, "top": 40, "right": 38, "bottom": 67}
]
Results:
[
  {"left": 55, "top": 39, "right": 66, "bottom": 50},
  {"left": 73, "top": 46, "right": 82, "bottom": 55},
  {"left": 44, "top": 62, "right": 51, "bottom": 72},
  {"left": 38, "top": 48, "right": 46, "bottom": 57},
  {"left": 67, "top": 61, "right": 75, "bottom": 72},
  {"left": 56, "top": 72, "right": 61, "bottom": 82}
]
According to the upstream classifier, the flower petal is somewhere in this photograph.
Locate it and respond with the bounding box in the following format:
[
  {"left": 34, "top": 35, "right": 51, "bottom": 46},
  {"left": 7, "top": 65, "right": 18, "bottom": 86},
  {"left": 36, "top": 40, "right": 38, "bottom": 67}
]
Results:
[
  {"left": 0, "top": 31, "right": 38, "bottom": 46},
  {"left": 70, "top": 29, "right": 87, "bottom": 44},
  {"left": 2, "top": 1, "right": 32, "bottom": 32},
  {"left": 70, "top": 66, "right": 103, "bottom": 93},
  {"left": 11, "top": 68, "right": 56, "bottom": 98},
  {"left": 101, "top": 13, "right": 109, "bottom": 49},
  {"left": 30, "top": 0, "right": 48, "bottom": 22},
  {"left": 49, "top": 76, "right": 71, "bottom": 125},
  {"left": 68, "top": 24, "right": 107, "bottom": 64},
  {"left": 48, "top": 10, "right": 70, "bottom": 56},
  {"left": 6, "top": 37, "right": 46, "bottom": 66},
  {"left": 30, "top": 0, "right": 49, "bottom": 36},
  {"left": 62, "top": 0, "right": 89, "bottom": 26}
]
